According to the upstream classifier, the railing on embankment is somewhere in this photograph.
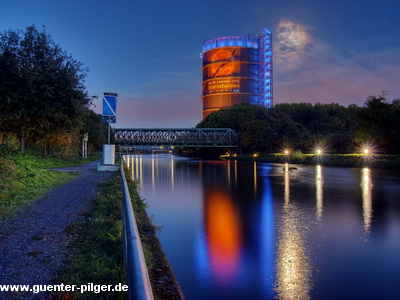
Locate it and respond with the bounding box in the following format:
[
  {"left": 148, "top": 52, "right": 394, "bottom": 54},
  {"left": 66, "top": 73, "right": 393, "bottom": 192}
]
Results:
[{"left": 120, "top": 158, "right": 154, "bottom": 300}]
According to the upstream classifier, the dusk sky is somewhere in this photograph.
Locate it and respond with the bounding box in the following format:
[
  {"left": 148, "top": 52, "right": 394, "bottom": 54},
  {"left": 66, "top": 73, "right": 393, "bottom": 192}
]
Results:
[{"left": 2, "top": 0, "right": 399, "bottom": 128}]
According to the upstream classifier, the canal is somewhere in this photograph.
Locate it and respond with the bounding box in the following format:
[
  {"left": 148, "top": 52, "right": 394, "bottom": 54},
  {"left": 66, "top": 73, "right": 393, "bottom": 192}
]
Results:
[{"left": 124, "top": 154, "right": 400, "bottom": 299}]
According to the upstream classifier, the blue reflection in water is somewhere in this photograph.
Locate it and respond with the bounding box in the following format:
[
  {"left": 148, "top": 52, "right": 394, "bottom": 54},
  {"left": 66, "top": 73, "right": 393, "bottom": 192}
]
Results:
[
  {"left": 259, "top": 165, "right": 275, "bottom": 296},
  {"left": 195, "top": 225, "right": 211, "bottom": 283}
]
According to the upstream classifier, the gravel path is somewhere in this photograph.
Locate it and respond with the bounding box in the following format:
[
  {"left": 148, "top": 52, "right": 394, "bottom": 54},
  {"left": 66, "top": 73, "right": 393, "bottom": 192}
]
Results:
[{"left": 0, "top": 161, "right": 115, "bottom": 299}]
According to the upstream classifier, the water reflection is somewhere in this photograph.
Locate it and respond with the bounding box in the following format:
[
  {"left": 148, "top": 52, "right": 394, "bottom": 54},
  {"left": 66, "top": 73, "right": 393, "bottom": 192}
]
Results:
[
  {"left": 275, "top": 164, "right": 312, "bottom": 300},
  {"left": 316, "top": 165, "right": 323, "bottom": 221},
  {"left": 275, "top": 207, "right": 312, "bottom": 300},
  {"left": 284, "top": 163, "right": 290, "bottom": 208},
  {"left": 171, "top": 156, "right": 175, "bottom": 191},
  {"left": 122, "top": 155, "right": 399, "bottom": 299},
  {"left": 361, "top": 168, "right": 373, "bottom": 233},
  {"left": 254, "top": 161, "right": 258, "bottom": 192},
  {"left": 125, "top": 154, "right": 177, "bottom": 192},
  {"left": 259, "top": 165, "right": 275, "bottom": 294},
  {"left": 204, "top": 189, "right": 241, "bottom": 284}
]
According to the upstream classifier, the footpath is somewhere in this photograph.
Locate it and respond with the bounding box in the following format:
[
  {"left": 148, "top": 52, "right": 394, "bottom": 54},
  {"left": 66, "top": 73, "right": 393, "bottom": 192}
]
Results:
[{"left": 0, "top": 161, "right": 114, "bottom": 299}]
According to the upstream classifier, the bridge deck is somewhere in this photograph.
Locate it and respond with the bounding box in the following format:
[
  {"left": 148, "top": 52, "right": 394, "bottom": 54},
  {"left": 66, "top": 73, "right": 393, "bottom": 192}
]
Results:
[{"left": 114, "top": 128, "right": 238, "bottom": 147}]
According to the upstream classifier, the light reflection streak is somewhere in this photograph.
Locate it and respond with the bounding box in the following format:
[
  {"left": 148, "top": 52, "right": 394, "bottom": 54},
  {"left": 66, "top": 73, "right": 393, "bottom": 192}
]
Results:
[
  {"left": 151, "top": 155, "right": 155, "bottom": 192},
  {"left": 284, "top": 163, "right": 290, "bottom": 208},
  {"left": 275, "top": 164, "right": 312, "bottom": 300},
  {"left": 274, "top": 207, "right": 312, "bottom": 300},
  {"left": 171, "top": 156, "right": 175, "bottom": 191},
  {"left": 254, "top": 161, "right": 258, "bottom": 192},
  {"left": 139, "top": 156, "right": 143, "bottom": 183},
  {"left": 361, "top": 168, "right": 373, "bottom": 233},
  {"left": 234, "top": 160, "right": 238, "bottom": 186},
  {"left": 316, "top": 165, "right": 323, "bottom": 221},
  {"left": 135, "top": 156, "right": 139, "bottom": 180},
  {"left": 227, "top": 160, "right": 231, "bottom": 187},
  {"left": 131, "top": 157, "right": 135, "bottom": 181}
]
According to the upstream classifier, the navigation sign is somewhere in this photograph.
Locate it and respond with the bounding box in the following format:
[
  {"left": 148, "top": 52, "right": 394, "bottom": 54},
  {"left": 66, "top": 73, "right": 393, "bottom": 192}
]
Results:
[
  {"left": 102, "top": 93, "right": 117, "bottom": 117},
  {"left": 102, "top": 92, "right": 118, "bottom": 143},
  {"left": 102, "top": 116, "right": 116, "bottom": 123}
]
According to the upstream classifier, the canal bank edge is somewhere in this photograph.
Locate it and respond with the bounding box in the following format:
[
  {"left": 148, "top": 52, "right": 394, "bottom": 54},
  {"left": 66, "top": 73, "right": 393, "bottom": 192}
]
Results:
[
  {"left": 52, "top": 171, "right": 184, "bottom": 299},
  {"left": 125, "top": 169, "right": 185, "bottom": 300},
  {"left": 230, "top": 154, "right": 400, "bottom": 170}
]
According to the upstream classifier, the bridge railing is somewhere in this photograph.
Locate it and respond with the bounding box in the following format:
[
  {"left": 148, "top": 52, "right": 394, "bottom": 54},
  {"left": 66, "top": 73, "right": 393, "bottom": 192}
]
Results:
[{"left": 114, "top": 128, "right": 239, "bottom": 147}]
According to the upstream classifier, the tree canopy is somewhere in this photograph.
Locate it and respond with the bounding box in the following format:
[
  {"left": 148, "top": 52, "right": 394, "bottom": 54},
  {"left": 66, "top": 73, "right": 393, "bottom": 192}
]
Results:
[
  {"left": 0, "top": 25, "right": 103, "bottom": 155},
  {"left": 197, "top": 95, "right": 400, "bottom": 154}
]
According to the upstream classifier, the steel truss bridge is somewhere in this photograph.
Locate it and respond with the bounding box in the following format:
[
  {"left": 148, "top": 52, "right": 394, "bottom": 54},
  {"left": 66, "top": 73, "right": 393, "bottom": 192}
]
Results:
[{"left": 114, "top": 128, "right": 239, "bottom": 147}]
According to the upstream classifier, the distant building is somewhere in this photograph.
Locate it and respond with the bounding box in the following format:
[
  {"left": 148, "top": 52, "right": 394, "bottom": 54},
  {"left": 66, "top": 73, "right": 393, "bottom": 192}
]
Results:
[{"left": 201, "top": 28, "right": 273, "bottom": 119}]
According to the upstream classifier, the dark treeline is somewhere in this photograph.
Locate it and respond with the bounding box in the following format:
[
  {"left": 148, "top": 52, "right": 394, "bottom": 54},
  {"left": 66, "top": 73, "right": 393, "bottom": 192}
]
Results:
[
  {"left": 0, "top": 26, "right": 106, "bottom": 158},
  {"left": 196, "top": 93, "right": 400, "bottom": 155}
]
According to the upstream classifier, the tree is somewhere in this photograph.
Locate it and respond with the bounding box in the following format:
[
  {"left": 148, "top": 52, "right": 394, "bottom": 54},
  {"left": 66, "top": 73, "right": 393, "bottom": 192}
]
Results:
[{"left": 0, "top": 25, "right": 92, "bottom": 152}]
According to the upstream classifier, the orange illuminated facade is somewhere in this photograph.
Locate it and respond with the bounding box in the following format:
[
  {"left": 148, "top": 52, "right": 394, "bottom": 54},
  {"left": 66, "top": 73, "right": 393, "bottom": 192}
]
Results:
[{"left": 201, "top": 29, "right": 273, "bottom": 119}]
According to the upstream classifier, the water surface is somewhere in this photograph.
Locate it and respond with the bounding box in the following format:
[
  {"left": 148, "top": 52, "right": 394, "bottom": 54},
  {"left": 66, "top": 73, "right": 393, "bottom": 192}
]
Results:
[{"left": 124, "top": 154, "right": 400, "bottom": 299}]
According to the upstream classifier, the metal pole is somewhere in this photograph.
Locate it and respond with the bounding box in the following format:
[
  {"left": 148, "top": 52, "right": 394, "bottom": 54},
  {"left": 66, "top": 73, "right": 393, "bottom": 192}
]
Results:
[{"left": 108, "top": 121, "right": 111, "bottom": 144}]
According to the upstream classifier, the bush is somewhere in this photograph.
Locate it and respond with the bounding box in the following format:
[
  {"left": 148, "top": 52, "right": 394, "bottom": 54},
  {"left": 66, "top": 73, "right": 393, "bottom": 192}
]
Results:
[
  {"left": 292, "top": 150, "right": 304, "bottom": 161},
  {"left": 0, "top": 159, "right": 18, "bottom": 181},
  {"left": 0, "top": 159, "right": 18, "bottom": 198}
]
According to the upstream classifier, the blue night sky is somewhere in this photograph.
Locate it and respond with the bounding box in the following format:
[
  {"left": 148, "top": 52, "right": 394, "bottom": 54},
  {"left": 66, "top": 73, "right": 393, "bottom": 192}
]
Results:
[{"left": 1, "top": 0, "right": 399, "bottom": 128}]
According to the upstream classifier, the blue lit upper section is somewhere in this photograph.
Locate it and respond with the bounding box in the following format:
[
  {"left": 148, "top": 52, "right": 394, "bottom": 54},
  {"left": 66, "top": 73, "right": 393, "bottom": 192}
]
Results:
[
  {"left": 201, "top": 35, "right": 260, "bottom": 56},
  {"left": 201, "top": 28, "right": 273, "bottom": 108}
]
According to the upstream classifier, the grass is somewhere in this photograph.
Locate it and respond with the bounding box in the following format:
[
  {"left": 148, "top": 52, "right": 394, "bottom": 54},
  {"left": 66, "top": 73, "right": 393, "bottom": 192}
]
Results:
[
  {"left": 54, "top": 173, "right": 126, "bottom": 299},
  {"left": 0, "top": 147, "right": 101, "bottom": 218}
]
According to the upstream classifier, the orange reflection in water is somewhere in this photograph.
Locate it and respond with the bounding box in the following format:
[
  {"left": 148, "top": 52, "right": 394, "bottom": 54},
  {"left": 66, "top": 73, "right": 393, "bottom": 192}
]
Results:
[{"left": 205, "top": 189, "right": 241, "bottom": 283}]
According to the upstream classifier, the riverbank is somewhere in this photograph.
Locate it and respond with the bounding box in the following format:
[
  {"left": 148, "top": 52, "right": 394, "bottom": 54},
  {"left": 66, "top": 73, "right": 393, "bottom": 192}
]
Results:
[
  {"left": 54, "top": 166, "right": 184, "bottom": 299},
  {"left": 126, "top": 172, "right": 185, "bottom": 300},
  {"left": 225, "top": 153, "right": 400, "bottom": 170}
]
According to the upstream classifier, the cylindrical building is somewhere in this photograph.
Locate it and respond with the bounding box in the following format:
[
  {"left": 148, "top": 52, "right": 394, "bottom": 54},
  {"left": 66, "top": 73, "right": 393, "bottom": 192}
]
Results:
[{"left": 201, "top": 28, "right": 272, "bottom": 119}]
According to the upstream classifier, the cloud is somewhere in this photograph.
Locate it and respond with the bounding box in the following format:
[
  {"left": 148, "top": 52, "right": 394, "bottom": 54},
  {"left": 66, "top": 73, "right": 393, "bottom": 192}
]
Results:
[
  {"left": 276, "top": 19, "right": 312, "bottom": 52},
  {"left": 274, "top": 19, "right": 314, "bottom": 68},
  {"left": 273, "top": 19, "right": 400, "bottom": 105}
]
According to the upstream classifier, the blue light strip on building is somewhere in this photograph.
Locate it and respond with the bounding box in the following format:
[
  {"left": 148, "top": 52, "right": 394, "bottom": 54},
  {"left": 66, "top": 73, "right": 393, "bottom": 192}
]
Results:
[
  {"left": 261, "top": 28, "right": 273, "bottom": 108},
  {"left": 201, "top": 28, "right": 273, "bottom": 109}
]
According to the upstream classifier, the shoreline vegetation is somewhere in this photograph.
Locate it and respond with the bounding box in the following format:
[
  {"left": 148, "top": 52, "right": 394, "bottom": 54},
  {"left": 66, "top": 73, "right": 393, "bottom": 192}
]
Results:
[{"left": 226, "top": 153, "right": 400, "bottom": 170}]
